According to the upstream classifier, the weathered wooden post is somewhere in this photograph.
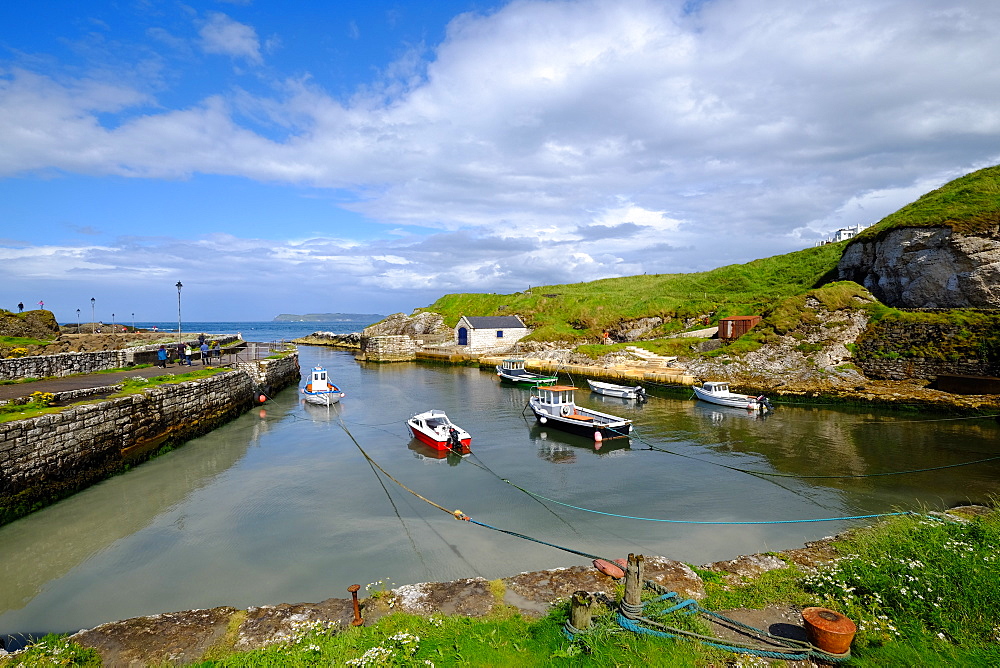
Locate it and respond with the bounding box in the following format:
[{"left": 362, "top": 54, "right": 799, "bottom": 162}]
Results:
[
  {"left": 622, "top": 553, "right": 645, "bottom": 619},
  {"left": 569, "top": 591, "right": 595, "bottom": 633}
]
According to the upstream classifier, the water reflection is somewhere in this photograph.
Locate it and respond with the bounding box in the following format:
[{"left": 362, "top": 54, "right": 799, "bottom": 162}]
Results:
[
  {"left": 528, "top": 424, "right": 632, "bottom": 460},
  {"left": 407, "top": 441, "right": 464, "bottom": 466}
]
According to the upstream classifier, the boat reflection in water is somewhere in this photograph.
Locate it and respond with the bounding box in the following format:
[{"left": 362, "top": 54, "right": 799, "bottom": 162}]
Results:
[
  {"left": 301, "top": 399, "right": 341, "bottom": 421},
  {"left": 407, "top": 441, "right": 464, "bottom": 466},
  {"left": 528, "top": 424, "right": 631, "bottom": 463},
  {"left": 691, "top": 402, "right": 771, "bottom": 425}
]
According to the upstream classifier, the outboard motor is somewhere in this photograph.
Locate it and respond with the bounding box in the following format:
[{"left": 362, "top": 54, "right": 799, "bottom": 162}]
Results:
[{"left": 636, "top": 386, "right": 647, "bottom": 403}]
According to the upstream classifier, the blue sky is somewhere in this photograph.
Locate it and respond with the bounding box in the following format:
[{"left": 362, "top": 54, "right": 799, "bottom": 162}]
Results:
[{"left": 3, "top": 0, "right": 1000, "bottom": 322}]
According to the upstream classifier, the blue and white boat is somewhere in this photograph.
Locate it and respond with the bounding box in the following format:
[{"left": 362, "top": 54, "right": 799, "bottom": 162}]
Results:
[{"left": 301, "top": 366, "right": 345, "bottom": 406}]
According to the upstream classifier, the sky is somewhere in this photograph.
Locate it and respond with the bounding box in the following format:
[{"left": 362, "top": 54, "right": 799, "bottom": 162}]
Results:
[{"left": 2, "top": 0, "right": 1000, "bottom": 323}]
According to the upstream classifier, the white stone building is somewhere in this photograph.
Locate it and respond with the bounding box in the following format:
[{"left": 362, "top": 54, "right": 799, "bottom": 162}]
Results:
[{"left": 454, "top": 315, "right": 530, "bottom": 352}]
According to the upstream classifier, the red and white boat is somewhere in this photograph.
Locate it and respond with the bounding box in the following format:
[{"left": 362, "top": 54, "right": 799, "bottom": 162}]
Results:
[{"left": 406, "top": 410, "right": 471, "bottom": 455}]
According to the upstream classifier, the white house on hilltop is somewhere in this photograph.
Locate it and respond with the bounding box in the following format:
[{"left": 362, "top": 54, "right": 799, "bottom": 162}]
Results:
[
  {"left": 455, "top": 315, "right": 530, "bottom": 352},
  {"left": 817, "top": 223, "right": 869, "bottom": 245}
]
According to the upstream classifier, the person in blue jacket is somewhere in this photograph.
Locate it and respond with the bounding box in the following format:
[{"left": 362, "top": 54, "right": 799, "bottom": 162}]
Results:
[{"left": 156, "top": 345, "right": 168, "bottom": 368}]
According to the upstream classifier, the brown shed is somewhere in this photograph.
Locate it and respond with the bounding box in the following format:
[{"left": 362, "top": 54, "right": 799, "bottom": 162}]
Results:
[{"left": 718, "top": 315, "right": 762, "bottom": 341}]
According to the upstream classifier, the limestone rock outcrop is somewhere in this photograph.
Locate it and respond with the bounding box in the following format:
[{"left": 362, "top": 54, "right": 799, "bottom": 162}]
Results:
[
  {"left": 363, "top": 312, "right": 449, "bottom": 337},
  {"left": 837, "top": 226, "right": 1000, "bottom": 308}
]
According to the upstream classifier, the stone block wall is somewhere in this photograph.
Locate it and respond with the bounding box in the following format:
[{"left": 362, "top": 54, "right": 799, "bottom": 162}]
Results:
[
  {"left": 361, "top": 335, "right": 416, "bottom": 362},
  {"left": 0, "top": 352, "right": 300, "bottom": 525},
  {"left": 854, "top": 320, "right": 1000, "bottom": 381}
]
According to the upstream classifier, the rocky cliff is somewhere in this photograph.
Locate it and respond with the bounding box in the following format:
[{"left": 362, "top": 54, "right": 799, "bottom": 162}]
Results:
[
  {"left": 0, "top": 309, "right": 60, "bottom": 340},
  {"left": 837, "top": 225, "right": 1000, "bottom": 308}
]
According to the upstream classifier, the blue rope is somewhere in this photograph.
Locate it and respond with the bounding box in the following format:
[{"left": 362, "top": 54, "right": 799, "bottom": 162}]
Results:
[
  {"left": 600, "top": 587, "right": 851, "bottom": 662},
  {"left": 499, "top": 479, "right": 912, "bottom": 524}
]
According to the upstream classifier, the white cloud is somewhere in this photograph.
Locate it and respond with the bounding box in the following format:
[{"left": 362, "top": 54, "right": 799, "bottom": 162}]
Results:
[
  {"left": 198, "top": 12, "right": 263, "bottom": 65},
  {"left": 4, "top": 0, "right": 1000, "bottom": 316}
]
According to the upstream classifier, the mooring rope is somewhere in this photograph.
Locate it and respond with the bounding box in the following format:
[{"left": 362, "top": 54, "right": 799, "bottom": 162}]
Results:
[
  {"left": 337, "top": 419, "right": 620, "bottom": 562},
  {"left": 622, "top": 423, "right": 1000, "bottom": 479},
  {"left": 599, "top": 583, "right": 852, "bottom": 662},
  {"left": 456, "top": 425, "right": 917, "bottom": 525}
]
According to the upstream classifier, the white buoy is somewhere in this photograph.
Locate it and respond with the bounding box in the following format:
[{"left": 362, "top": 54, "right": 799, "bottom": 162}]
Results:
[
  {"left": 594, "top": 431, "right": 603, "bottom": 442},
  {"left": 539, "top": 416, "right": 547, "bottom": 424}
]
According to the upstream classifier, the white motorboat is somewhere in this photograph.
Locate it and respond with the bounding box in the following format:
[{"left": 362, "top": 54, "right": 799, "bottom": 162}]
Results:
[
  {"left": 693, "top": 381, "right": 771, "bottom": 412},
  {"left": 586, "top": 379, "right": 646, "bottom": 400}
]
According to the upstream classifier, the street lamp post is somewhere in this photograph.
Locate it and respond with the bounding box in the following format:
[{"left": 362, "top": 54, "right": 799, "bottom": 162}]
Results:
[
  {"left": 90, "top": 298, "right": 96, "bottom": 334},
  {"left": 76, "top": 308, "right": 81, "bottom": 334},
  {"left": 176, "top": 281, "right": 183, "bottom": 346},
  {"left": 112, "top": 313, "right": 116, "bottom": 335},
  {"left": 132, "top": 312, "right": 135, "bottom": 332}
]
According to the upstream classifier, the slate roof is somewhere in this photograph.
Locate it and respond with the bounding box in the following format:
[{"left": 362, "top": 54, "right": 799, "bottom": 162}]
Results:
[{"left": 462, "top": 315, "right": 526, "bottom": 329}]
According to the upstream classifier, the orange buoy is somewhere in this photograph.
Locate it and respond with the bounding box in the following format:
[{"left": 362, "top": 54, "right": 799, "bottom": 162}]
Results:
[
  {"left": 593, "top": 558, "right": 625, "bottom": 579},
  {"left": 259, "top": 394, "right": 267, "bottom": 403},
  {"left": 802, "top": 607, "right": 856, "bottom": 655}
]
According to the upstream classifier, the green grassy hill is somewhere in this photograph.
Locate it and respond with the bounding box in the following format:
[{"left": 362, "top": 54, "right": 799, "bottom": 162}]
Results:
[
  {"left": 424, "top": 243, "right": 845, "bottom": 341},
  {"left": 856, "top": 164, "right": 1000, "bottom": 240},
  {"left": 420, "top": 164, "right": 999, "bottom": 343}
]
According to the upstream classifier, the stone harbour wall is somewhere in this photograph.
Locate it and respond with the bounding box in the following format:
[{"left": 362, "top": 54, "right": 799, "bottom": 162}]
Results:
[
  {"left": 854, "top": 319, "right": 1000, "bottom": 381},
  {"left": 361, "top": 335, "right": 416, "bottom": 362},
  {"left": 0, "top": 353, "right": 300, "bottom": 526}
]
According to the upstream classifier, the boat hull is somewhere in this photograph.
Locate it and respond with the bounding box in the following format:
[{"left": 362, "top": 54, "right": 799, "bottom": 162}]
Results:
[
  {"left": 408, "top": 425, "right": 472, "bottom": 452},
  {"left": 497, "top": 369, "right": 558, "bottom": 386},
  {"left": 302, "top": 390, "right": 343, "bottom": 405}
]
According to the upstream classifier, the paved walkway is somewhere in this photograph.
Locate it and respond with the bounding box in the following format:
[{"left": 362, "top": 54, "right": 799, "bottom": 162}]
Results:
[{"left": 0, "top": 358, "right": 234, "bottom": 402}]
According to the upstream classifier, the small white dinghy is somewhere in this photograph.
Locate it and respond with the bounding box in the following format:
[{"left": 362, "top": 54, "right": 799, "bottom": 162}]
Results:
[{"left": 586, "top": 379, "right": 646, "bottom": 401}]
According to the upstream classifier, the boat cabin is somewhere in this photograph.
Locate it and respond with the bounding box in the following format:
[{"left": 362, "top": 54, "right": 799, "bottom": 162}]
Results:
[
  {"left": 532, "top": 385, "right": 578, "bottom": 409},
  {"left": 310, "top": 367, "right": 328, "bottom": 386},
  {"left": 499, "top": 358, "right": 526, "bottom": 372},
  {"left": 701, "top": 381, "right": 730, "bottom": 394}
]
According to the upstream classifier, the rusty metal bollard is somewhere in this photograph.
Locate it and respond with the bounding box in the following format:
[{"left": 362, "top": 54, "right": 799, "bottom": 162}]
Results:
[{"left": 348, "top": 584, "right": 364, "bottom": 626}]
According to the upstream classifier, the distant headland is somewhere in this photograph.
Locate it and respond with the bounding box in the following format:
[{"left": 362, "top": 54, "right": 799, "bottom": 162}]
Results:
[{"left": 272, "top": 313, "right": 385, "bottom": 322}]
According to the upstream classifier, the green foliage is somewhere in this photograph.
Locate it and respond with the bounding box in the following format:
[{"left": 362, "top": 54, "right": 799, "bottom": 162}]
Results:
[
  {"left": 0, "top": 392, "right": 61, "bottom": 422},
  {"left": 0, "top": 634, "right": 101, "bottom": 666},
  {"left": 805, "top": 511, "right": 1000, "bottom": 647},
  {"left": 857, "top": 164, "right": 1000, "bottom": 240},
  {"left": 110, "top": 368, "right": 228, "bottom": 397}
]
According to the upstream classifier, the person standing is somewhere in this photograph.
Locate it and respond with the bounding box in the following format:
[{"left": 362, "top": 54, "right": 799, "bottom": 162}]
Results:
[
  {"left": 17, "top": 302, "right": 23, "bottom": 312},
  {"left": 156, "top": 345, "right": 168, "bottom": 368},
  {"left": 184, "top": 343, "right": 193, "bottom": 365},
  {"left": 200, "top": 341, "right": 210, "bottom": 365},
  {"left": 211, "top": 340, "right": 221, "bottom": 361},
  {"left": 176, "top": 342, "right": 186, "bottom": 366}
]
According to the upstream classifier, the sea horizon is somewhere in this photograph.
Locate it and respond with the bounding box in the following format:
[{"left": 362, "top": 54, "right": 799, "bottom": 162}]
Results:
[{"left": 59, "top": 318, "right": 382, "bottom": 342}]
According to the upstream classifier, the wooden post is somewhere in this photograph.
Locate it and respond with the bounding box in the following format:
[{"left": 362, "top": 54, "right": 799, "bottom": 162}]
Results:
[
  {"left": 624, "top": 553, "right": 644, "bottom": 611},
  {"left": 570, "top": 591, "right": 595, "bottom": 632}
]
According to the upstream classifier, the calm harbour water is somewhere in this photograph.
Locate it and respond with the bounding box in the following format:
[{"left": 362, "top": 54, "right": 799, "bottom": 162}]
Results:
[{"left": 2, "top": 323, "right": 999, "bottom": 643}]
